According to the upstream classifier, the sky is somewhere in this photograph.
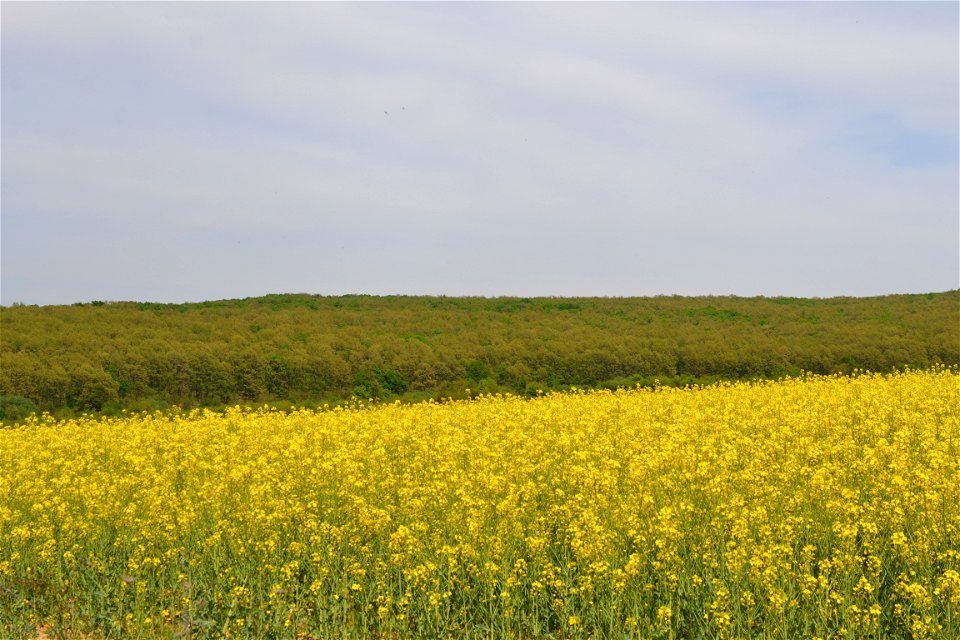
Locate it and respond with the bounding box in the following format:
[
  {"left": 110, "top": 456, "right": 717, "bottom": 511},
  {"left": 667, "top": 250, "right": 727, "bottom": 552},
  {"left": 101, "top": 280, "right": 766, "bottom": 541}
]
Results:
[{"left": 1, "top": 2, "right": 957, "bottom": 306}]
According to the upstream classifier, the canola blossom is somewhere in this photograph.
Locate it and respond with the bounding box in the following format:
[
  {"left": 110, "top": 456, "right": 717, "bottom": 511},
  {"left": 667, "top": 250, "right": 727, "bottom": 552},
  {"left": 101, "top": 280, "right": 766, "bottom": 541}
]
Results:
[{"left": 1, "top": 368, "right": 958, "bottom": 638}]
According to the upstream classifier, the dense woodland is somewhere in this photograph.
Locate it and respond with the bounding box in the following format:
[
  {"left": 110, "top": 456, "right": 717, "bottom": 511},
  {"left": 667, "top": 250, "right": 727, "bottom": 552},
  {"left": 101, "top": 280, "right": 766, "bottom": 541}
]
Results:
[{"left": 1, "top": 291, "right": 957, "bottom": 419}]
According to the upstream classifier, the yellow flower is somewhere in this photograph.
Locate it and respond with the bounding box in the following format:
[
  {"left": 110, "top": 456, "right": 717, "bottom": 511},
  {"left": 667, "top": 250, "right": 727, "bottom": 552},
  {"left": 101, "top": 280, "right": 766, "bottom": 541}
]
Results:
[{"left": 0, "top": 367, "right": 955, "bottom": 637}]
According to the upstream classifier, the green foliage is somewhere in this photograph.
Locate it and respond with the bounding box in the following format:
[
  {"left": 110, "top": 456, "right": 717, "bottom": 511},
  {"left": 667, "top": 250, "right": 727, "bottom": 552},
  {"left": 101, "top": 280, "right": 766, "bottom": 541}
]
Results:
[
  {"left": 70, "top": 368, "right": 120, "bottom": 411},
  {"left": 686, "top": 306, "right": 747, "bottom": 321},
  {"left": 1, "top": 291, "right": 957, "bottom": 415},
  {"left": 465, "top": 360, "right": 491, "bottom": 385},
  {"left": 375, "top": 369, "right": 408, "bottom": 396},
  {"left": 352, "top": 371, "right": 381, "bottom": 399},
  {"left": 0, "top": 395, "right": 38, "bottom": 422}
]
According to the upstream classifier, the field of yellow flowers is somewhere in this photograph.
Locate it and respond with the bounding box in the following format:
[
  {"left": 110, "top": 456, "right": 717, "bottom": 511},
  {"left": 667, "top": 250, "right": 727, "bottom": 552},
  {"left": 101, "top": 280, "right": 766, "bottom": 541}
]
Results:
[{"left": 1, "top": 368, "right": 958, "bottom": 639}]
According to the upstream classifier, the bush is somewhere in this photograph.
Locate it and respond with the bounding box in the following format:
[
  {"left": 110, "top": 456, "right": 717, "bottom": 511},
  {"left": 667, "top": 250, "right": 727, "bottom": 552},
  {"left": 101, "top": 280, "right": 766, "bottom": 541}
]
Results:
[
  {"left": 76, "top": 376, "right": 120, "bottom": 411},
  {"left": 0, "top": 395, "right": 39, "bottom": 421},
  {"left": 375, "top": 369, "right": 409, "bottom": 395},
  {"left": 465, "top": 360, "right": 491, "bottom": 385},
  {"left": 352, "top": 372, "right": 382, "bottom": 400}
]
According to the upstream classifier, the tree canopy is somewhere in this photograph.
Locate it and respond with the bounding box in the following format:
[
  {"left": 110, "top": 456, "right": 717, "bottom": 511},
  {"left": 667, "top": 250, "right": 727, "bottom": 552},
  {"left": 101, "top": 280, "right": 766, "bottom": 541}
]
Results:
[{"left": 1, "top": 291, "right": 957, "bottom": 418}]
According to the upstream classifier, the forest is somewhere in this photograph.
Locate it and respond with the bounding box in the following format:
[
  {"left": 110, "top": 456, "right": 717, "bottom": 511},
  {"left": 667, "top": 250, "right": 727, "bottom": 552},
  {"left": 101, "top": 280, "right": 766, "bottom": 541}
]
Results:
[{"left": 1, "top": 291, "right": 957, "bottom": 419}]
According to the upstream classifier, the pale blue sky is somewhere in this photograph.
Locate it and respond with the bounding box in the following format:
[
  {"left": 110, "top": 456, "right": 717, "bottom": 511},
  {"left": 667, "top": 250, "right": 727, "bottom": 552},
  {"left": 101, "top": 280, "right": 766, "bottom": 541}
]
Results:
[{"left": 2, "top": 2, "right": 957, "bottom": 305}]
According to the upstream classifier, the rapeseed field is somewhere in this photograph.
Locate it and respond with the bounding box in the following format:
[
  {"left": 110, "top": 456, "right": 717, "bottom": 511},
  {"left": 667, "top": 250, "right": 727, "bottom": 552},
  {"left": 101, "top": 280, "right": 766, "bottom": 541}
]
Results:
[{"left": 1, "top": 368, "right": 957, "bottom": 639}]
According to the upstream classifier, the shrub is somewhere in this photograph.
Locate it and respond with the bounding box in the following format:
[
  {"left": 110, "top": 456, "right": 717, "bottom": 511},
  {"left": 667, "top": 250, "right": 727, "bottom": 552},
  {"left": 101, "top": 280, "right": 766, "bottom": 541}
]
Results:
[{"left": 0, "top": 395, "right": 38, "bottom": 421}]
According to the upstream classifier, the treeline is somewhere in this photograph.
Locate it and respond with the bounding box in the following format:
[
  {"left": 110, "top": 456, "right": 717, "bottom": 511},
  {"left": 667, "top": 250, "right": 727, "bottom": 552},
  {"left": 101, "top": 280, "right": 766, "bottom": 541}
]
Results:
[{"left": 1, "top": 291, "right": 957, "bottom": 419}]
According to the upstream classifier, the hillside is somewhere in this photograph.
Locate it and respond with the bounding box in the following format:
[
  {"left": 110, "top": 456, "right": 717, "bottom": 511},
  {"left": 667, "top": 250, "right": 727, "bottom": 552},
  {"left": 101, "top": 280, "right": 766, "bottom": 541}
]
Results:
[{"left": 1, "top": 291, "right": 957, "bottom": 417}]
